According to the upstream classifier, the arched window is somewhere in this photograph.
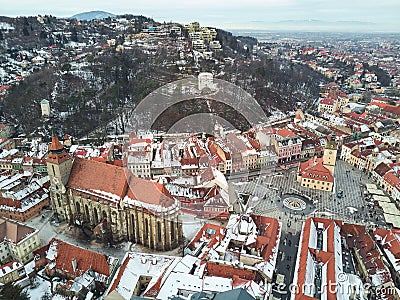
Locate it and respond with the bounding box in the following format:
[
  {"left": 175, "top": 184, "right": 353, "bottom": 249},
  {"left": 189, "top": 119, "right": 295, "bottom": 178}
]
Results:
[
  {"left": 85, "top": 205, "right": 90, "bottom": 220},
  {"left": 76, "top": 202, "right": 81, "bottom": 214},
  {"left": 157, "top": 221, "right": 162, "bottom": 242},
  {"left": 111, "top": 211, "right": 117, "bottom": 225},
  {"left": 131, "top": 214, "right": 135, "bottom": 236},
  {"left": 56, "top": 194, "right": 61, "bottom": 207},
  {"left": 93, "top": 207, "right": 99, "bottom": 224},
  {"left": 170, "top": 221, "right": 175, "bottom": 241},
  {"left": 145, "top": 218, "right": 149, "bottom": 238}
]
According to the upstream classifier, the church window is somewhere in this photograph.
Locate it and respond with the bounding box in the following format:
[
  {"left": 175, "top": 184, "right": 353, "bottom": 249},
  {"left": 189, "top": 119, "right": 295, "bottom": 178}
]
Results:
[
  {"left": 157, "top": 221, "right": 162, "bottom": 242},
  {"left": 170, "top": 221, "right": 175, "bottom": 241}
]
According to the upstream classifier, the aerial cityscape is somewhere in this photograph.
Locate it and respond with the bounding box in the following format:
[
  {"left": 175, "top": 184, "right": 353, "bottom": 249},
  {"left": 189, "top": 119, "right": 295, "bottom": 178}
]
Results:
[{"left": 0, "top": 2, "right": 400, "bottom": 300}]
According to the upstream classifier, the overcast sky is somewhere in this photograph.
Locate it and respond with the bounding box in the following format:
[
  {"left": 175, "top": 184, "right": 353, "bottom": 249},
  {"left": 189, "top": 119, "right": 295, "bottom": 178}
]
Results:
[{"left": 2, "top": 0, "right": 399, "bottom": 32}]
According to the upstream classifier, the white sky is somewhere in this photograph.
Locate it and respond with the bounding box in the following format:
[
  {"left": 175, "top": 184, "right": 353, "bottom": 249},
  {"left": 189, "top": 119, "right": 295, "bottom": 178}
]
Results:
[{"left": 2, "top": 0, "right": 399, "bottom": 31}]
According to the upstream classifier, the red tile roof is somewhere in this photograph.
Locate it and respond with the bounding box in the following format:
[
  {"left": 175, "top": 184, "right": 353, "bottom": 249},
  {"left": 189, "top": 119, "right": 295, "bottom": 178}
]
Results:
[
  {"left": 186, "top": 223, "right": 226, "bottom": 259},
  {"left": 250, "top": 214, "right": 280, "bottom": 261},
  {"left": 49, "top": 136, "right": 64, "bottom": 151},
  {"left": 0, "top": 217, "right": 35, "bottom": 244},
  {"left": 295, "top": 218, "right": 341, "bottom": 300},
  {"left": 126, "top": 176, "right": 175, "bottom": 208},
  {"left": 374, "top": 162, "right": 391, "bottom": 177},
  {"left": 68, "top": 158, "right": 175, "bottom": 208},
  {"left": 343, "top": 226, "right": 393, "bottom": 289},
  {"left": 107, "top": 253, "right": 130, "bottom": 296},
  {"left": 319, "top": 98, "right": 335, "bottom": 106},
  {"left": 298, "top": 157, "right": 334, "bottom": 183},
  {"left": 382, "top": 105, "right": 400, "bottom": 116},
  {"left": 68, "top": 157, "right": 128, "bottom": 198},
  {"left": 206, "top": 262, "right": 256, "bottom": 280},
  {"left": 275, "top": 127, "right": 296, "bottom": 138},
  {"left": 47, "top": 136, "right": 70, "bottom": 164},
  {"left": 383, "top": 172, "right": 400, "bottom": 189},
  {"left": 45, "top": 238, "right": 111, "bottom": 279}
]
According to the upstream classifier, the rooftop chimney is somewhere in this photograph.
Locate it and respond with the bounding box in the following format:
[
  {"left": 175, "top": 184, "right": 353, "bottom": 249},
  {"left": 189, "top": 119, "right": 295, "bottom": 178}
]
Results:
[{"left": 72, "top": 258, "right": 77, "bottom": 273}]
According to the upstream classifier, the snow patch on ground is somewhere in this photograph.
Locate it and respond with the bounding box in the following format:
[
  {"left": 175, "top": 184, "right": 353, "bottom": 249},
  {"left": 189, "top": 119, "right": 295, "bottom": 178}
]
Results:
[{"left": 24, "top": 275, "right": 51, "bottom": 300}]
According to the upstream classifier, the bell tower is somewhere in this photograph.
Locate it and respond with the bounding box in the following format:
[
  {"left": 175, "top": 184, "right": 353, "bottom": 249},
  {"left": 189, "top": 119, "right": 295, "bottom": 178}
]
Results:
[
  {"left": 46, "top": 136, "right": 73, "bottom": 221},
  {"left": 323, "top": 135, "right": 338, "bottom": 175},
  {"left": 47, "top": 135, "right": 72, "bottom": 188}
]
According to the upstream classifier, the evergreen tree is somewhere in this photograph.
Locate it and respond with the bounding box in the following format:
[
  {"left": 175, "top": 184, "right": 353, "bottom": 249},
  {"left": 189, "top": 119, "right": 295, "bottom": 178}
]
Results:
[
  {"left": 0, "top": 283, "right": 30, "bottom": 300},
  {"left": 22, "top": 26, "right": 29, "bottom": 36},
  {"left": 71, "top": 27, "right": 78, "bottom": 42}
]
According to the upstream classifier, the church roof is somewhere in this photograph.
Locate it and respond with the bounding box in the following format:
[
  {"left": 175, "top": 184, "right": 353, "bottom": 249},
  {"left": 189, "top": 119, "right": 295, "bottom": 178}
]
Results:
[
  {"left": 68, "top": 157, "right": 175, "bottom": 209},
  {"left": 68, "top": 157, "right": 128, "bottom": 198},
  {"left": 126, "top": 176, "right": 175, "bottom": 208}
]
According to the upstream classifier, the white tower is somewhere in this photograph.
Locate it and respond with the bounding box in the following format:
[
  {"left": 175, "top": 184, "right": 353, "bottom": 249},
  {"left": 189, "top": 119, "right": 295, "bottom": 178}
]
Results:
[
  {"left": 41, "top": 99, "right": 50, "bottom": 117},
  {"left": 198, "top": 72, "right": 214, "bottom": 91}
]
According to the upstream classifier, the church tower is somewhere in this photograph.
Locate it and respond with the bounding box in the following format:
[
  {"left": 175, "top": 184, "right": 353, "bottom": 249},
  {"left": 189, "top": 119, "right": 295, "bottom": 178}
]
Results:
[
  {"left": 46, "top": 136, "right": 73, "bottom": 221},
  {"left": 323, "top": 135, "right": 338, "bottom": 175}
]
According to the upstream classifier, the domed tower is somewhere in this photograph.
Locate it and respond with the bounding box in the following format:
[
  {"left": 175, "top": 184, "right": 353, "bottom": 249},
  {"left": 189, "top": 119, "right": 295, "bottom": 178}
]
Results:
[{"left": 46, "top": 136, "right": 73, "bottom": 221}]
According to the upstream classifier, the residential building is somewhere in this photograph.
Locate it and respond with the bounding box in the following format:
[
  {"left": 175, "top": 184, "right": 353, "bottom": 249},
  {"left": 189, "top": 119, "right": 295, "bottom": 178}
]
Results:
[
  {"left": 318, "top": 97, "right": 337, "bottom": 114},
  {"left": 0, "top": 217, "right": 41, "bottom": 263},
  {"left": 374, "top": 228, "right": 400, "bottom": 288},
  {"left": 272, "top": 128, "right": 302, "bottom": 164},
  {"left": 34, "top": 238, "right": 118, "bottom": 298},
  {"left": 292, "top": 217, "right": 397, "bottom": 300},
  {"left": 126, "top": 138, "right": 152, "bottom": 179},
  {"left": 0, "top": 260, "right": 26, "bottom": 284},
  {"left": 0, "top": 173, "right": 50, "bottom": 221}
]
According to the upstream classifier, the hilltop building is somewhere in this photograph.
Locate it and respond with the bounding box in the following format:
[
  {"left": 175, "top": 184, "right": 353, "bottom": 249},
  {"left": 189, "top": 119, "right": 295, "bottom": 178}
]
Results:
[{"left": 40, "top": 99, "right": 50, "bottom": 117}]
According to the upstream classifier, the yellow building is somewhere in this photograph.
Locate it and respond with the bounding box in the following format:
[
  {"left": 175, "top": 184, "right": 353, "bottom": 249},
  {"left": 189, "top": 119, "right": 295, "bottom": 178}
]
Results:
[
  {"left": 297, "top": 138, "right": 337, "bottom": 192},
  {"left": 297, "top": 157, "right": 334, "bottom": 192},
  {"left": 0, "top": 260, "right": 26, "bottom": 284},
  {"left": 318, "top": 98, "right": 338, "bottom": 114},
  {"left": 0, "top": 217, "right": 41, "bottom": 264}
]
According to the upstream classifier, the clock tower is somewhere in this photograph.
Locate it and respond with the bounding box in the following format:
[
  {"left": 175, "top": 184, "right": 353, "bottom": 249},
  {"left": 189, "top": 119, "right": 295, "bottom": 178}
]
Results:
[
  {"left": 323, "top": 135, "right": 338, "bottom": 175},
  {"left": 46, "top": 135, "right": 73, "bottom": 220}
]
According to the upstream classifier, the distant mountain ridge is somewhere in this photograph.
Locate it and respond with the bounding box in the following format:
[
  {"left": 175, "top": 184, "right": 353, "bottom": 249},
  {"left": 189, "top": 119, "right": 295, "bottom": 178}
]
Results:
[
  {"left": 71, "top": 11, "right": 116, "bottom": 21},
  {"left": 276, "top": 19, "right": 376, "bottom": 26}
]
